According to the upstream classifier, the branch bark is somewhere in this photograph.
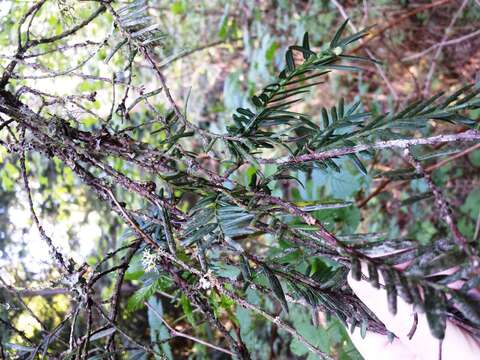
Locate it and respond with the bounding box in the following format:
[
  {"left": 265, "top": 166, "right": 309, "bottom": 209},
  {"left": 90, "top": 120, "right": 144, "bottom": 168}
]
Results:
[{"left": 261, "top": 130, "right": 480, "bottom": 165}]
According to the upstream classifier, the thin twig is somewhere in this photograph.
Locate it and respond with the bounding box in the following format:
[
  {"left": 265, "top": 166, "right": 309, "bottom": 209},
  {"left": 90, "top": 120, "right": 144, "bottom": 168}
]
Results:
[
  {"left": 352, "top": 0, "right": 455, "bottom": 52},
  {"left": 262, "top": 130, "right": 480, "bottom": 165},
  {"left": 402, "top": 29, "right": 480, "bottom": 62},
  {"left": 358, "top": 141, "right": 480, "bottom": 208},
  {"left": 331, "top": 0, "right": 398, "bottom": 100},
  {"left": 106, "top": 243, "right": 141, "bottom": 355},
  {"left": 422, "top": 0, "right": 469, "bottom": 96},
  {"left": 158, "top": 37, "right": 244, "bottom": 69},
  {"left": 19, "top": 130, "right": 71, "bottom": 274},
  {"left": 0, "top": 3, "right": 105, "bottom": 88},
  {"left": 92, "top": 301, "right": 163, "bottom": 357},
  {"left": 210, "top": 278, "right": 334, "bottom": 360},
  {"left": 404, "top": 147, "right": 476, "bottom": 260},
  {"left": 144, "top": 301, "right": 234, "bottom": 356}
]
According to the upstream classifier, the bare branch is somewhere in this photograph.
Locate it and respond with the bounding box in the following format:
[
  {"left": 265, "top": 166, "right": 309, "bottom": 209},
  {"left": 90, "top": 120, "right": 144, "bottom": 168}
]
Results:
[{"left": 262, "top": 130, "right": 480, "bottom": 165}]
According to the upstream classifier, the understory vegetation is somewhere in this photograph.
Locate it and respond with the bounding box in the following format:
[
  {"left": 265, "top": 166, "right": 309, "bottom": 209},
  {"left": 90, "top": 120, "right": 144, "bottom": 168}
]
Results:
[{"left": 0, "top": 1, "right": 479, "bottom": 359}]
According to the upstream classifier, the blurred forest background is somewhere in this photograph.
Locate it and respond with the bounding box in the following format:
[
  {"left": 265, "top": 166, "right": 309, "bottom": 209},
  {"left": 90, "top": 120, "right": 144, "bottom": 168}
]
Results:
[{"left": 0, "top": 0, "right": 479, "bottom": 359}]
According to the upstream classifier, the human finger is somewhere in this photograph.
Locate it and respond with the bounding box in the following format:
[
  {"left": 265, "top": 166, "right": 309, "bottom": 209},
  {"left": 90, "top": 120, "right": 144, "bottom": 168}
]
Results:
[
  {"left": 348, "top": 326, "right": 416, "bottom": 360},
  {"left": 348, "top": 270, "right": 480, "bottom": 360}
]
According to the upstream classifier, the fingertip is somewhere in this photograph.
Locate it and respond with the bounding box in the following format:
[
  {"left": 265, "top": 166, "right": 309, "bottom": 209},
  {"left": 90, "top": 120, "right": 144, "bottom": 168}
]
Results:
[
  {"left": 348, "top": 328, "right": 415, "bottom": 360},
  {"left": 347, "top": 271, "right": 416, "bottom": 337}
]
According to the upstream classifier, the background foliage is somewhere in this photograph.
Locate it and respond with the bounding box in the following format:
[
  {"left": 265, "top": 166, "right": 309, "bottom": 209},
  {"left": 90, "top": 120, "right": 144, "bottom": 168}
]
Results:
[{"left": 0, "top": 0, "right": 479, "bottom": 359}]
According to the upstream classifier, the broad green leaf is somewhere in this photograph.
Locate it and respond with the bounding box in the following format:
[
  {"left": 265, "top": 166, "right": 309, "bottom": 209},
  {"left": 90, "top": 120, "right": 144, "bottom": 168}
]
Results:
[
  {"left": 180, "top": 294, "right": 195, "bottom": 326},
  {"left": 127, "top": 279, "right": 164, "bottom": 312}
]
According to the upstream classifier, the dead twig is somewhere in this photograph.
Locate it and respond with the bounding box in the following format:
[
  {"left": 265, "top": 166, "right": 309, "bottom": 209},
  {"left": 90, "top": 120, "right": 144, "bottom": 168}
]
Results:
[
  {"left": 422, "top": 0, "right": 469, "bottom": 96},
  {"left": 144, "top": 301, "right": 234, "bottom": 356}
]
